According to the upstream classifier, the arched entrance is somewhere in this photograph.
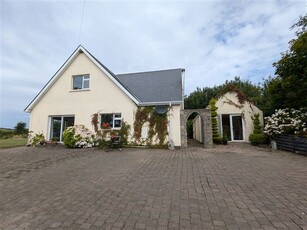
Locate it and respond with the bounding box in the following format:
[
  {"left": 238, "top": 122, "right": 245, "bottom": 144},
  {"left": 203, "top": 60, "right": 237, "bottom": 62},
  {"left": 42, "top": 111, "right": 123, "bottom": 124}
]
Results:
[{"left": 180, "top": 109, "right": 212, "bottom": 148}]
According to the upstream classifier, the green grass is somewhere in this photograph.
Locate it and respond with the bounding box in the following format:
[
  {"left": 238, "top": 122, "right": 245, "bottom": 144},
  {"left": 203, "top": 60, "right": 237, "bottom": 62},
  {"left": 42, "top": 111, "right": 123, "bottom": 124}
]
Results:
[{"left": 0, "top": 137, "right": 27, "bottom": 148}]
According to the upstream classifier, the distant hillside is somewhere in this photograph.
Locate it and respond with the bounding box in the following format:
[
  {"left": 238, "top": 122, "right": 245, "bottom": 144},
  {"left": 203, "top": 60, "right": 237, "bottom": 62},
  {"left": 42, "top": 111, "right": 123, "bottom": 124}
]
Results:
[{"left": 0, "top": 128, "right": 14, "bottom": 139}]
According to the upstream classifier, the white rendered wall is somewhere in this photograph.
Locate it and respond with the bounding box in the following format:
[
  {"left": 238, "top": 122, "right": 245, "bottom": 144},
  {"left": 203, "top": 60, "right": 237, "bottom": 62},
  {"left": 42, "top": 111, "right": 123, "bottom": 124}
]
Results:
[{"left": 215, "top": 92, "right": 263, "bottom": 142}]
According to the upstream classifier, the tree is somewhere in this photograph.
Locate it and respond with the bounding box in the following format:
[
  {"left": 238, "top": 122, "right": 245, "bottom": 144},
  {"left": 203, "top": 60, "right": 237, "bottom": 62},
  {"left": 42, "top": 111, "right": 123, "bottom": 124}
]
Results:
[
  {"left": 249, "top": 114, "right": 268, "bottom": 145},
  {"left": 185, "top": 76, "right": 261, "bottom": 109},
  {"left": 184, "top": 86, "right": 222, "bottom": 109},
  {"left": 260, "top": 77, "right": 285, "bottom": 116},
  {"left": 209, "top": 98, "right": 221, "bottom": 143},
  {"left": 14, "top": 121, "right": 27, "bottom": 135},
  {"left": 271, "top": 14, "right": 307, "bottom": 109},
  {"left": 220, "top": 76, "right": 262, "bottom": 106}
]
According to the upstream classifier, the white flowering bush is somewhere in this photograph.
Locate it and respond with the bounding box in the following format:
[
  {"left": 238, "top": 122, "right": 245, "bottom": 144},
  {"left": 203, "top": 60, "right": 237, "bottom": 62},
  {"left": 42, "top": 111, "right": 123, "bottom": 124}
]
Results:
[
  {"left": 28, "top": 131, "right": 46, "bottom": 146},
  {"left": 264, "top": 108, "right": 307, "bottom": 138},
  {"left": 62, "top": 125, "right": 100, "bottom": 148}
]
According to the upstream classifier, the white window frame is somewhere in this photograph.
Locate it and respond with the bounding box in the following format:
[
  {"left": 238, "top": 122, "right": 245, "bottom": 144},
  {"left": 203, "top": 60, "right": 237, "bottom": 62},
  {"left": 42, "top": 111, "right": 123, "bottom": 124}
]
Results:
[
  {"left": 72, "top": 74, "right": 90, "bottom": 90},
  {"left": 48, "top": 115, "right": 75, "bottom": 142},
  {"left": 220, "top": 114, "right": 245, "bottom": 142},
  {"left": 100, "top": 113, "right": 122, "bottom": 129}
]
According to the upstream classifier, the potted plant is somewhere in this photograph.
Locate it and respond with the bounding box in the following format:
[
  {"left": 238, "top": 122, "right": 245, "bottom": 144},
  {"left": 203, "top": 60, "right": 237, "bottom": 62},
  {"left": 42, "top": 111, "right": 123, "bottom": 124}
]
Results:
[{"left": 222, "top": 134, "right": 228, "bottom": 145}]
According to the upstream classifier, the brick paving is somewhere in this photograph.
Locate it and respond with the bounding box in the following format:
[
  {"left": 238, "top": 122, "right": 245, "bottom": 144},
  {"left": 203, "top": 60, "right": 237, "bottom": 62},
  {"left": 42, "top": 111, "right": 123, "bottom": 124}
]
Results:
[{"left": 0, "top": 143, "right": 306, "bottom": 229}]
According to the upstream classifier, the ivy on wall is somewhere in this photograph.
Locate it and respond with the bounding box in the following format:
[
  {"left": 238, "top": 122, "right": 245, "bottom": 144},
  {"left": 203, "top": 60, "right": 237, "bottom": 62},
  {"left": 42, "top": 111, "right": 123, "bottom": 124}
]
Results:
[
  {"left": 223, "top": 98, "right": 243, "bottom": 109},
  {"left": 91, "top": 107, "right": 168, "bottom": 147},
  {"left": 226, "top": 85, "right": 251, "bottom": 105},
  {"left": 91, "top": 112, "right": 131, "bottom": 145},
  {"left": 133, "top": 107, "right": 168, "bottom": 146}
]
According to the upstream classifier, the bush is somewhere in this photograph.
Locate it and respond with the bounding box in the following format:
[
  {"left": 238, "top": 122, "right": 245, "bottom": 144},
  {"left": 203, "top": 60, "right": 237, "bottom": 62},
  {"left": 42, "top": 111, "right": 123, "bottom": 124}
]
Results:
[
  {"left": 210, "top": 98, "right": 222, "bottom": 142},
  {"left": 264, "top": 108, "right": 307, "bottom": 138},
  {"left": 213, "top": 137, "right": 223, "bottom": 144},
  {"left": 253, "top": 114, "right": 261, "bottom": 134},
  {"left": 62, "top": 125, "right": 99, "bottom": 148},
  {"left": 249, "top": 134, "right": 268, "bottom": 145},
  {"left": 28, "top": 131, "right": 46, "bottom": 146},
  {"left": 0, "top": 129, "right": 14, "bottom": 139},
  {"left": 249, "top": 113, "right": 269, "bottom": 145},
  {"left": 97, "top": 139, "right": 110, "bottom": 149}
]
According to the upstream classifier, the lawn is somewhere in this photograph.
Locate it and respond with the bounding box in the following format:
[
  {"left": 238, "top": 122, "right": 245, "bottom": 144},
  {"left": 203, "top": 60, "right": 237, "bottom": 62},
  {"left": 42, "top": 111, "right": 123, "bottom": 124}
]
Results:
[{"left": 0, "top": 137, "right": 27, "bottom": 148}]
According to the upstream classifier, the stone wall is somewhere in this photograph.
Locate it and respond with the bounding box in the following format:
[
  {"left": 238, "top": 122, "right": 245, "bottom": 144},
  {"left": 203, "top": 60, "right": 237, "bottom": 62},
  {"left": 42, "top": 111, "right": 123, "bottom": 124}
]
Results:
[{"left": 180, "top": 109, "right": 213, "bottom": 148}]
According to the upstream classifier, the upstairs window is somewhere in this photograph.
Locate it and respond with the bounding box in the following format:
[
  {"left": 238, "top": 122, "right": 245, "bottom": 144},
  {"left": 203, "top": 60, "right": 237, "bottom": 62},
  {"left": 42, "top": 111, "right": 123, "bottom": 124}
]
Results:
[
  {"left": 101, "top": 113, "right": 121, "bottom": 129},
  {"left": 72, "top": 74, "right": 90, "bottom": 90}
]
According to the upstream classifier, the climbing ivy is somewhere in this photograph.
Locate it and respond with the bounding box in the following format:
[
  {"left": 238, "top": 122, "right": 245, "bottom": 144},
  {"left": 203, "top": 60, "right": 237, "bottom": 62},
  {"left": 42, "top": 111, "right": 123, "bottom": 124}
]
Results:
[
  {"left": 91, "top": 112, "right": 131, "bottom": 144},
  {"left": 133, "top": 106, "right": 168, "bottom": 146}
]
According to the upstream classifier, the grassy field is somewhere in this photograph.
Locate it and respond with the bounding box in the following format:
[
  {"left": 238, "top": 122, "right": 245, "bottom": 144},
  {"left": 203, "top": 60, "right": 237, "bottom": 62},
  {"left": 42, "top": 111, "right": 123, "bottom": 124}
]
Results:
[{"left": 0, "top": 137, "right": 27, "bottom": 148}]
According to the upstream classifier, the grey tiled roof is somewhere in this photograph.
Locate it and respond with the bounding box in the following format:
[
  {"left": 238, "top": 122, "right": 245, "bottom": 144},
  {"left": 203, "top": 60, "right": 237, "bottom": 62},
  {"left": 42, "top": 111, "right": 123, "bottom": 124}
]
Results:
[{"left": 117, "top": 69, "right": 183, "bottom": 104}]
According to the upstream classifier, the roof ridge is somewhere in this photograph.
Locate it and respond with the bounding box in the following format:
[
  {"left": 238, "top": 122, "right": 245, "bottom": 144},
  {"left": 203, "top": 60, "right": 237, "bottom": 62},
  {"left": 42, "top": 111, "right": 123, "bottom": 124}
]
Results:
[{"left": 116, "top": 68, "right": 184, "bottom": 76}]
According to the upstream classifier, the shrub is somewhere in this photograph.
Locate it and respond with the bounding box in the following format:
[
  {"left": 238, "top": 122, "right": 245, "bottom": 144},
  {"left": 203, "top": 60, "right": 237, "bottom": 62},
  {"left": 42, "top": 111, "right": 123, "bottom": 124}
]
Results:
[
  {"left": 97, "top": 139, "right": 110, "bottom": 149},
  {"left": 213, "top": 137, "right": 223, "bottom": 144},
  {"left": 210, "top": 98, "right": 222, "bottom": 144},
  {"left": 249, "top": 134, "right": 268, "bottom": 145},
  {"left": 0, "top": 129, "right": 14, "bottom": 139},
  {"left": 28, "top": 131, "right": 46, "bottom": 146},
  {"left": 63, "top": 125, "right": 99, "bottom": 148},
  {"left": 253, "top": 114, "right": 261, "bottom": 134},
  {"left": 264, "top": 108, "right": 307, "bottom": 138},
  {"left": 249, "top": 113, "right": 269, "bottom": 145}
]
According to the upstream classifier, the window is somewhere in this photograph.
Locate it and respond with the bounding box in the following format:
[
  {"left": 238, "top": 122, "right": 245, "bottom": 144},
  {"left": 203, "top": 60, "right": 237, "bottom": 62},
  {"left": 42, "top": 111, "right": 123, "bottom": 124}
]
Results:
[
  {"left": 72, "top": 74, "right": 90, "bottom": 90},
  {"left": 101, "top": 113, "right": 121, "bottom": 129}
]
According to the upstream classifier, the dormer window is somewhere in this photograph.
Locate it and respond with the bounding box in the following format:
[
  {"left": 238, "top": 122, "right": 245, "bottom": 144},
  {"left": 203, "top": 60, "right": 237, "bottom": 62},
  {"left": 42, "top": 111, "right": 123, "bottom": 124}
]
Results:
[{"left": 72, "top": 74, "right": 90, "bottom": 90}]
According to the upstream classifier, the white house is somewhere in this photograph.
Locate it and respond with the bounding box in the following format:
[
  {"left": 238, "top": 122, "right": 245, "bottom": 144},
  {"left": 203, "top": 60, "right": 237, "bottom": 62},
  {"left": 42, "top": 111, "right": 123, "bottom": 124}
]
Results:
[
  {"left": 216, "top": 91, "right": 263, "bottom": 142},
  {"left": 25, "top": 45, "right": 184, "bottom": 147}
]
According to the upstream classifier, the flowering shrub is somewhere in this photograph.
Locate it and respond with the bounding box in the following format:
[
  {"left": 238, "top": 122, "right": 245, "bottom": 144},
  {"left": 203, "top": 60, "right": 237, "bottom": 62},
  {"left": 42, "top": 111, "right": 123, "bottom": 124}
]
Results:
[
  {"left": 63, "top": 125, "right": 100, "bottom": 148},
  {"left": 264, "top": 108, "right": 307, "bottom": 138},
  {"left": 28, "top": 131, "right": 46, "bottom": 146}
]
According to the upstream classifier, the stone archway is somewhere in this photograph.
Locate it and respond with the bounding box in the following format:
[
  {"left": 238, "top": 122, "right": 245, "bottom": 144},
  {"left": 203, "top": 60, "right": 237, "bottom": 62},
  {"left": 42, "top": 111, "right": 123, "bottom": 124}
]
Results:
[{"left": 180, "top": 109, "right": 213, "bottom": 148}]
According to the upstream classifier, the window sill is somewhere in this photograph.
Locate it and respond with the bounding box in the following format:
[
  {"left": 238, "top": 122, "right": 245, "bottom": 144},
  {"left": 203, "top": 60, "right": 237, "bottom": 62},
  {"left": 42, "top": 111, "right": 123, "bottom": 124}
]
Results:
[{"left": 69, "top": 89, "right": 91, "bottom": 92}]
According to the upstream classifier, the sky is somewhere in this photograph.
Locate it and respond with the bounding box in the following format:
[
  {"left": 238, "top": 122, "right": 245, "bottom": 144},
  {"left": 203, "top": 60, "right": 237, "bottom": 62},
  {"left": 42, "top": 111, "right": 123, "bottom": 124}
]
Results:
[{"left": 0, "top": 0, "right": 306, "bottom": 128}]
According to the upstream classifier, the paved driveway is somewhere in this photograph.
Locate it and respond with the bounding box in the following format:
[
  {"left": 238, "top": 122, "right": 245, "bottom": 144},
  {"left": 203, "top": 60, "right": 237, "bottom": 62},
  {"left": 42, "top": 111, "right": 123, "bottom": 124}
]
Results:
[{"left": 0, "top": 144, "right": 306, "bottom": 230}]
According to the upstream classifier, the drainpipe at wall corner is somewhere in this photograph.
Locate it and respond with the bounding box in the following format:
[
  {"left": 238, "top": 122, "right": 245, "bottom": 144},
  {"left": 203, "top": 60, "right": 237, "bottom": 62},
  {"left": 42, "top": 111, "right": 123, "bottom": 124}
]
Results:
[
  {"left": 181, "top": 69, "right": 185, "bottom": 110},
  {"left": 168, "top": 102, "right": 175, "bottom": 150}
]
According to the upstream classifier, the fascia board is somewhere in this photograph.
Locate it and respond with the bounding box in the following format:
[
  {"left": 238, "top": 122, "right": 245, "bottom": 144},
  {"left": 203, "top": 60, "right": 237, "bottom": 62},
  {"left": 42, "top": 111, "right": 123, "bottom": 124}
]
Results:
[{"left": 138, "top": 101, "right": 183, "bottom": 106}]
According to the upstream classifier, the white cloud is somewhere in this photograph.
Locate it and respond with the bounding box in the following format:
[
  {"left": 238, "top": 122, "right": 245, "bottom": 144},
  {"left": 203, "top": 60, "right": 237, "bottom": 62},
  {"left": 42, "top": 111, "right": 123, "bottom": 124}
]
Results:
[{"left": 0, "top": 0, "right": 306, "bottom": 127}]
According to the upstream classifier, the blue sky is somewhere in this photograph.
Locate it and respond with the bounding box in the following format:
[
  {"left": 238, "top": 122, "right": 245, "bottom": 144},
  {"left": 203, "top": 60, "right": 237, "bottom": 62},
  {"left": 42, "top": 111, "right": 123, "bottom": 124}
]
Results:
[{"left": 0, "top": 0, "right": 306, "bottom": 128}]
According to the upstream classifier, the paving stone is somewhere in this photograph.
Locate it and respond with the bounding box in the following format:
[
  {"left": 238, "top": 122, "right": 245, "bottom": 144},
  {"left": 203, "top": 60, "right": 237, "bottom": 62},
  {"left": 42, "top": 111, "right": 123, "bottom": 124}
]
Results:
[{"left": 0, "top": 143, "right": 306, "bottom": 229}]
